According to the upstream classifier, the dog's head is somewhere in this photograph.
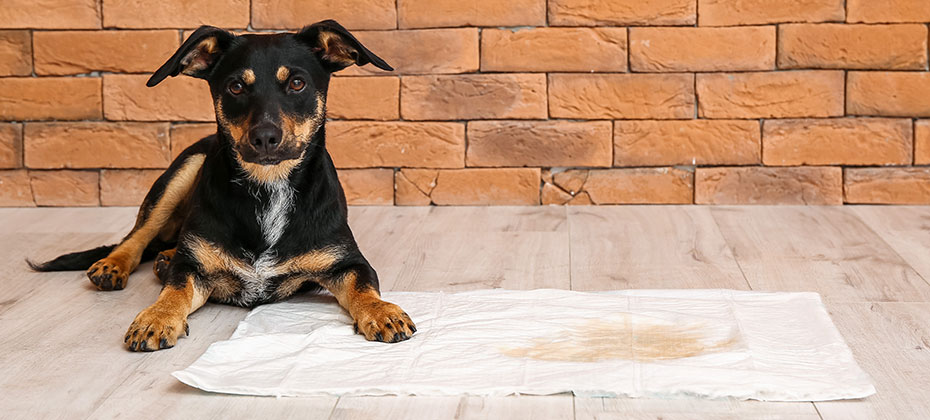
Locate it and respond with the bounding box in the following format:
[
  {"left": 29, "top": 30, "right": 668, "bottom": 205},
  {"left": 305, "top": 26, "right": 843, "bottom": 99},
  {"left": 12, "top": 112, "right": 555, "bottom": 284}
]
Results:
[{"left": 147, "top": 20, "right": 391, "bottom": 180}]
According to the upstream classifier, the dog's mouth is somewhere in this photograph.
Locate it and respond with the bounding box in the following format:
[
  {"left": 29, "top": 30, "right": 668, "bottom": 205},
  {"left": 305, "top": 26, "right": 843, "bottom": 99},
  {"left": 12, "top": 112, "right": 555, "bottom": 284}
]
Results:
[{"left": 236, "top": 146, "right": 303, "bottom": 166}]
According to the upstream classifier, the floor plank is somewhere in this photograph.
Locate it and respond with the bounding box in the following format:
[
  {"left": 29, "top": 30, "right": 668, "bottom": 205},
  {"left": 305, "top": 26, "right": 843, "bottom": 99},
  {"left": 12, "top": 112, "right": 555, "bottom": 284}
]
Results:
[
  {"left": 852, "top": 206, "right": 930, "bottom": 284},
  {"left": 331, "top": 395, "right": 574, "bottom": 420},
  {"left": 575, "top": 397, "right": 821, "bottom": 420}
]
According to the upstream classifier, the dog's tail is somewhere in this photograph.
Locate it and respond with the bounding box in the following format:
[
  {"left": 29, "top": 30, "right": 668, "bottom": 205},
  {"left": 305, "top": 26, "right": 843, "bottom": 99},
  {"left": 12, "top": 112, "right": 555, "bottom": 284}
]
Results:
[{"left": 27, "top": 245, "right": 116, "bottom": 272}]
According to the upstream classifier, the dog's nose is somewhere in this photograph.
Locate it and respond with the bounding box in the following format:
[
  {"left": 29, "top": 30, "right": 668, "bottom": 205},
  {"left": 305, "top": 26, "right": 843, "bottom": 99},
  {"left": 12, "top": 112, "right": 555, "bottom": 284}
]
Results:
[{"left": 249, "top": 125, "right": 283, "bottom": 153}]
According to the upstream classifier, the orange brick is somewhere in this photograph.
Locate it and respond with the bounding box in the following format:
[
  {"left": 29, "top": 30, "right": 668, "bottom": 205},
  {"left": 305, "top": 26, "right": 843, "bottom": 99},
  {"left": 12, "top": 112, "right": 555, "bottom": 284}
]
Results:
[
  {"left": 395, "top": 168, "right": 540, "bottom": 205},
  {"left": 630, "top": 26, "right": 775, "bottom": 72},
  {"left": 763, "top": 119, "right": 912, "bottom": 166},
  {"left": 697, "top": 71, "right": 844, "bottom": 119},
  {"left": 103, "top": 0, "right": 248, "bottom": 29},
  {"left": 614, "top": 120, "right": 761, "bottom": 166},
  {"left": 696, "top": 167, "right": 842, "bottom": 205},
  {"left": 100, "top": 169, "right": 162, "bottom": 206},
  {"left": 337, "top": 168, "right": 394, "bottom": 205},
  {"left": 29, "top": 170, "right": 99, "bottom": 206},
  {"left": 0, "top": 0, "right": 99, "bottom": 29},
  {"left": 548, "top": 0, "right": 695, "bottom": 26},
  {"left": 34, "top": 30, "right": 179, "bottom": 75},
  {"left": 778, "top": 24, "right": 928, "bottom": 70},
  {"left": 549, "top": 73, "right": 694, "bottom": 119},
  {"left": 170, "top": 123, "right": 215, "bottom": 159},
  {"left": 327, "top": 121, "right": 465, "bottom": 168},
  {"left": 545, "top": 168, "right": 693, "bottom": 204},
  {"left": 252, "top": 0, "right": 396, "bottom": 30},
  {"left": 327, "top": 77, "right": 399, "bottom": 120},
  {"left": 845, "top": 168, "right": 930, "bottom": 204},
  {"left": 848, "top": 0, "right": 930, "bottom": 23},
  {"left": 25, "top": 122, "right": 170, "bottom": 169},
  {"left": 916, "top": 121, "right": 930, "bottom": 164},
  {"left": 466, "top": 121, "right": 612, "bottom": 167},
  {"left": 0, "top": 124, "right": 23, "bottom": 169},
  {"left": 698, "top": 0, "right": 844, "bottom": 26},
  {"left": 401, "top": 74, "right": 547, "bottom": 120},
  {"left": 104, "top": 74, "right": 213, "bottom": 121},
  {"left": 0, "top": 31, "right": 32, "bottom": 76},
  {"left": 342, "top": 29, "right": 479, "bottom": 76},
  {"left": 0, "top": 77, "right": 102, "bottom": 121},
  {"left": 481, "top": 28, "right": 627, "bottom": 72},
  {"left": 0, "top": 170, "right": 34, "bottom": 206},
  {"left": 399, "top": 0, "right": 545, "bottom": 28},
  {"left": 847, "top": 72, "right": 930, "bottom": 117}
]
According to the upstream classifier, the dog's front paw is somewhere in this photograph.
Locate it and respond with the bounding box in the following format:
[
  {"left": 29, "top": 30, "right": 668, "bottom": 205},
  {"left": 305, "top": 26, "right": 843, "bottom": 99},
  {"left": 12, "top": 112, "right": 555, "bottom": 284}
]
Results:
[
  {"left": 125, "top": 307, "right": 189, "bottom": 351},
  {"left": 353, "top": 300, "right": 416, "bottom": 343},
  {"left": 87, "top": 258, "right": 129, "bottom": 291}
]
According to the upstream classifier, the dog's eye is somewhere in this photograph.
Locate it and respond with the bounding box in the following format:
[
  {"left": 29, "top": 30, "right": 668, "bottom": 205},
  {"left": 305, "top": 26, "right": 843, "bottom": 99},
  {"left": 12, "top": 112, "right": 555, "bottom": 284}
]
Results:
[
  {"left": 228, "top": 81, "right": 244, "bottom": 96},
  {"left": 288, "top": 77, "right": 305, "bottom": 92}
]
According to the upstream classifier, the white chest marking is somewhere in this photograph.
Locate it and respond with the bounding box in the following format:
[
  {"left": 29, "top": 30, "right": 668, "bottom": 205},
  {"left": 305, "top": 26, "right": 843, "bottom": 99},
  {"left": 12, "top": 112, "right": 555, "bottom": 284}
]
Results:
[{"left": 234, "top": 180, "right": 295, "bottom": 305}]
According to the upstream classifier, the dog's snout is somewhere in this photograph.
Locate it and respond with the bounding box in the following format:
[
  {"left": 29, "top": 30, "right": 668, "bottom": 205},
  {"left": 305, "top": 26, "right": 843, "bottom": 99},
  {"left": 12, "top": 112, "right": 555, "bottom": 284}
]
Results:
[{"left": 249, "top": 125, "right": 284, "bottom": 153}]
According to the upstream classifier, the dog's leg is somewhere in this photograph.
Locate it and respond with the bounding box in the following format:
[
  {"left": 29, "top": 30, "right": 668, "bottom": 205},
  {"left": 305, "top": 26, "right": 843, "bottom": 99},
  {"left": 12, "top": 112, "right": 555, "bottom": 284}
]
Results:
[
  {"left": 153, "top": 248, "right": 177, "bottom": 281},
  {"left": 125, "top": 262, "right": 211, "bottom": 351},
  {"left": 320, "top": 263, "right": 416, "bottom": 343},
  {"left": 87, "top": 154, "right": 205, "bottom": 291}
]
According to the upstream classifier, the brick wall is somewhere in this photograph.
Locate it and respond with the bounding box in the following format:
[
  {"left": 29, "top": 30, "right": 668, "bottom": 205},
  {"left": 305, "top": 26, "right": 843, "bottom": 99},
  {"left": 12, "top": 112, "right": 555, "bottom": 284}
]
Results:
[{"left": 1, "top": 0, "right": 930, "bottom": 206}]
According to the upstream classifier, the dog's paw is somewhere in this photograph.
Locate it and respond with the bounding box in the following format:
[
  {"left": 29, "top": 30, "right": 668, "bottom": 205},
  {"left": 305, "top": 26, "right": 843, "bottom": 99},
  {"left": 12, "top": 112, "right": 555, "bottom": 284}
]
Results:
[
  {"left": 125, "top": 307, "right": 189, "bottom": 352},
  {"left": 153, "top": 249, "right": 176, "bottom": 280},
  {"left": 353, "top": 300, "right": 416, "bottom": 343},
  {"left": 87, "top": 258, "right": 129, "bottom": 291}
]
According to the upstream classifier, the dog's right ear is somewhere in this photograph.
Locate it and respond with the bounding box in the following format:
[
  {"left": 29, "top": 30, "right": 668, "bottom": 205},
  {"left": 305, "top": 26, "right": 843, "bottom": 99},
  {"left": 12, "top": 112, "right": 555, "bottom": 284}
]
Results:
[{"left": 147, "top": 26, "right": 236, "bottom": 87}]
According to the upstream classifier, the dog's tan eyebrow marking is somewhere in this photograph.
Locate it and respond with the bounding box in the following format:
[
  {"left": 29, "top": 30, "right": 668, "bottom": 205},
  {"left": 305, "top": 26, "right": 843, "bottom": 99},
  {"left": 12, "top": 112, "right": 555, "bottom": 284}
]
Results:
[
  {"left": 276, "top": 66, "right": 290, "bottom": 82},
  {"left": 242, "top": 69, "right": 256, "bottom": 85}
]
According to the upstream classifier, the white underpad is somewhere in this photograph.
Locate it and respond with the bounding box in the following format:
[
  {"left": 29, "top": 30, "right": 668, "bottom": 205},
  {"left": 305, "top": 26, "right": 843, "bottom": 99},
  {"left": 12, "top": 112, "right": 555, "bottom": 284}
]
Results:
[{"left": 174, "top": 289, "right": 875, "bottom": 401}]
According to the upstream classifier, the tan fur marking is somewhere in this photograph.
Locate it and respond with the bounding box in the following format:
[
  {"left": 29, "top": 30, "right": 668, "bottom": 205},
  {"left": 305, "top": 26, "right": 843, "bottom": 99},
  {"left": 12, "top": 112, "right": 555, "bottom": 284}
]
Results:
[
  {"left": 216, "top": 100, "right": 248, "bottom": 145},
  {"left": 276, "top": 66, "right": 290, "bottom": 82},
  {"left": 281, "top": 247, "right": 342, "bottom": 273},
  {"left": 323, "top": 271, "right": 416, "bottom": 342},
  {"left": 235, "top": 155, "right": 303, "bottom": 184},
  {"left": 181, "top": 37, "right": 218, "bottom": 75},
  {"left": 125, "top": 274, "right": 210, "bottom": 350},
  {"left": 188, "top": 236, "right": 252, "bottom": 274},
  {"left": 242, "top": 69, "right": 256, "bottom": 85},
  {"left": 189, "top": 236, "right": 340, "bottom": 276},
  {"left": 318, "top": 31, "right": 357, "bottom": 66},
  {"left": 278, "top": 91, "right": 325, "bottom": 151}
]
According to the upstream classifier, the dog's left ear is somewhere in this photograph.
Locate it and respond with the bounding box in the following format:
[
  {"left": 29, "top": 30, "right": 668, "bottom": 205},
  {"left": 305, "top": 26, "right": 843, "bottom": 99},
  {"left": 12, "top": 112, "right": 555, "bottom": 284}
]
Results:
[
  {"left": 295, "top": 20, "right": 393, "bottom": 73},
  {"left": 147, "top": 26, "right": 237, "bottom": 87}
]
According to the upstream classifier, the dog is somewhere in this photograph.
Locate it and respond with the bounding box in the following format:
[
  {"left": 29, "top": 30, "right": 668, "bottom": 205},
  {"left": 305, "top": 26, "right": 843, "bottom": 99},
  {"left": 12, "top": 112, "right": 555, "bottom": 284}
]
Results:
[{"left": 28, "top": 20, "right": 416, "bottom": 351}]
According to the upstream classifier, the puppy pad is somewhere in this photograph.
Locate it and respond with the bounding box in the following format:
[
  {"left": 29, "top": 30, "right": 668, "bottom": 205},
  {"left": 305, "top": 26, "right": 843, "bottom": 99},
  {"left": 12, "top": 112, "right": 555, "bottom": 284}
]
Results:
[{"left": 174, "top": 289, "right": 875, "bottom": 401}]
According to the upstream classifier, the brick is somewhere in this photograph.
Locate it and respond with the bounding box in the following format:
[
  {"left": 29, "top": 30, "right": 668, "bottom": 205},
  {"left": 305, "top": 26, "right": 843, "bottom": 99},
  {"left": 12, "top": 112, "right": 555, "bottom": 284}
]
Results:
[
  {"left": 0, "top": 170, "right": 34, "bottom": 206},
  {"left": 103, "top": 0, "right": 248, "bottom": 29},
  {"left": 0, "top": 77, "right": 101, "bottom": 121},
  {"left": 614, "top": 120, "right": 760, "bottom": 166},
  {"left": 104, "top": 74, "right": 213, "bottom": 121},
  {"left": 100, "top": 169, "right": 161, "bottom": 206},
  {"left": 698, "top": 0, "right": 844, "bottom": 26},
  {"left": 252, "top": 0, "right": 395, "bottom": 30},
  {"left": 395, "top": 168, "right": 540, "bottom": 205},
  {"left": 0, "top": 31, "right": 32, "bottom": 76},
  {"left": 0, "top": 0, "right": 99, "bottom": 29},
  {"left": 337, "top": 169, "right": 394, "bottom": 205},
  {"left": 778, "top": 24, "right": 928, "bottom": 70},
  {"left": 549, "top": 0, "right": 695, "bottom": 26},
  {"left": 341, "top": 29, "right": 479, "bottom": 76},
  {"left": 916, "top": 121, "right": 930, "bottom": 164},
  {"left": 170, "top": 124, "right": 215, "bottom": 159},
  {"left": 549, "top": 73, "right": 694, "bottom": 119},
  {"left": 402, "top": 74, "right": 547, "bottom": 120},
  {"left": 466, "top": 121, "right": 612, "bottom": 167},
  {"left": 0, "top": 124, "right": 23, "bottom": 169},
  {"left": 327, "top": 77, "right": 399, "bottom": 120},
  {"left": 481, "top": 28, "right": 627, "bottom": 72},
  {"left": 630, "top": 26, "right": 775, "bottom": 72},
  {"left": 29, "top": 170, "right": 99, "bottom": 206},
  {"left": 848, "top": 0, "right": 930, "bottom": 23},
  {"left": 695, "top": 167, "right": 842, "bottom": 205},
  {"left": 847, "top": 72, "right": 930, "bottom": 117},
  {"left": 399, "top": 0, "right": 545, "bottom": 28},
  {"left": 25, "top": 122, "right": 170, "bottom": 169},
  {"left": 327, "top": 121, "right": 465, "bottom": 168},
  {"left": 34, "top": 30, "right": 179, "bottom": 75},
  {"left": 546, "top": 168, "right": 693, "bottom": 205},
  {"left": 845, "top": 168, "right": 930, "bottom": 204},
  {"left": 697, "top": 71, "right": 844, "bottom": 119},
  {"left": 763, "top": 119, "right": 912, "bottom": 166},
  {"left": 394, "top": 170, "right": 433, "bottom": 205}
]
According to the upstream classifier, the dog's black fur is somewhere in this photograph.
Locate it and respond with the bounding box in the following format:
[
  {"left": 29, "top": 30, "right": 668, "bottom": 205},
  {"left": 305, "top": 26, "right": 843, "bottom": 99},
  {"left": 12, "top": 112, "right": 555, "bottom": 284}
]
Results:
[{"left": 29, "top": 20, "right": 416, "bottom": 351}]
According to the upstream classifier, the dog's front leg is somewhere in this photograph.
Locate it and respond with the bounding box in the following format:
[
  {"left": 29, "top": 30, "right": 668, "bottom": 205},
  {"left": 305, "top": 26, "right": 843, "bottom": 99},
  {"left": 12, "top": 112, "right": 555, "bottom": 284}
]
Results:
[
  {"left": 321, "top": 263, "right": 416, "bottom": 343},
  {"left": 125, "top": 263, "right": 210, "bottom": 351}
]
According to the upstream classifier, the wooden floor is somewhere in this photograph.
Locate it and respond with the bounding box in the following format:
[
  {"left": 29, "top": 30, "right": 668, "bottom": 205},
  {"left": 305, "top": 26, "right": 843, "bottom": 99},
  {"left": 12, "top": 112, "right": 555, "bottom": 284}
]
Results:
[{"left": 2, "top": 206, "right": 929, "bottom": 420}]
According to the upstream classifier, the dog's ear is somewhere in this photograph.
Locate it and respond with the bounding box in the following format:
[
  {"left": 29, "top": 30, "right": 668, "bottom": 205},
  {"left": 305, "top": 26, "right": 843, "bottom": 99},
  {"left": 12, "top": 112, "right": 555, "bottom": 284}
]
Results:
[
  {"left": 295, "top": 20, "right": 393, "bottom": 73},
  {"left": 147, "top": 26, "right": 236, "bottom": 87}
]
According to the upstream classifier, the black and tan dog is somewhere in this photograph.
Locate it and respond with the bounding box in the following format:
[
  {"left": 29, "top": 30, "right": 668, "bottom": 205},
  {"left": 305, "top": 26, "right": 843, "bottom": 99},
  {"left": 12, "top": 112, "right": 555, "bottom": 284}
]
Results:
[{"left": 29, "top": 20, "right": 416, "bottom": 351}]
